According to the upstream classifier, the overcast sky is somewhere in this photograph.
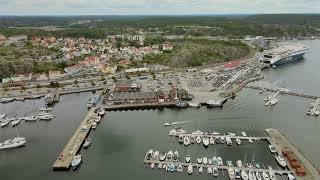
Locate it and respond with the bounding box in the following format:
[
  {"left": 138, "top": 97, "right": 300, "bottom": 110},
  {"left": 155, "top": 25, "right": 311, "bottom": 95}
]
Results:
[{"left": 0, "top": 0, "right": 319, "bottom": 15}]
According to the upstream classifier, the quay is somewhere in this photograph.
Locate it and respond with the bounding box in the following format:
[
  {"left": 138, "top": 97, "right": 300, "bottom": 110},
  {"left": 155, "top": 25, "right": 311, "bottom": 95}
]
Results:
[
  {"left": 171, "top": 133, "right": 269, "bottom": 141},
  {"left": 52, "top": 108, "right": 95, "bottom": 170},
  {"left": 265, "top": 129, "right": 320, "bottom": 179},
  {"left": 246, "top": 85, "right": 319, "bottom": 99},
  {"left": 143, "top": 159, "right": 292, "bottom": 176},
  {"left": 101, "top": 102, "right": 176, "bottom": 111}
]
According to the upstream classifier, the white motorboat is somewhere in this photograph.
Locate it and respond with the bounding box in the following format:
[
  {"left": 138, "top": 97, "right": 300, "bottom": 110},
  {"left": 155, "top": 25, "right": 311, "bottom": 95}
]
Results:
[
  {"left": 228, "top": 168, "right": 236, "bottom": 179},
  {"left": 207, "top": 167, "right": 213, "bottom": 174},
  {"left": 1, "top": 98, "right": 14, "bottom": 103},
  {"left": 288, "top": 174, "right": 296, "bottom": 180},
  {"left": 265, "top": 101, "right": 271, "bottom": 106},
  {"left": 202, "top": 157, "right": 208, "bottom": 165},
  {"left": 71, "top": 155, "right": 82, "bottom": 171},
  {"left": 146, "top": 149, "right": 153, "bottom": 160},
  {"left": 150, "top": 163, "right": 155, "bottom": 169},
  {"left": 23, "top": 115, "right": 38, "bottom": 121},
  {"left": 269, "top": 171, "right": 276, "bottom": 180},
  {"left": 248, "top": 138, "right": 253, "bottom": 143},
  {"left": 98, "top": 108, "right": 105, "bottom": 116},
  {"left": 262, "top": 172, "right": 270, "bottom": 180},
  {"left": 94, "top": 116, "right": 101, "bottom": 123},
  {"left": 202, "top": 136, "right": 209, "bottom": 147},
  {"left": 220, "top": 136, "right": 225, "bottom": 144},
  {"left": 249, "top": 171, "right": 256, "bottom": 180},
  {"left": 1, "top": 119, "right": 11, "bottom": 127},
  {"left": 210, "top": 131, "right": 220, "bottom": 135},
  {"left": 269, "top": 145, "right": 277, "bottom": 153},
  {"left": 236, "top": 137, "right": 241, "bottom": 145},
  {"left": 275, "top": 155, "right": 287, "bottom": 167},
  {"left": 158, "top": 163, "right": 162, "bottom": 169},
  {"left": 226, "top": 160, "right": 233, "bottom": 167},
  {"left": 236, "top": 160, "right": 242, "bottom": 168},
  {"left": 228, "top": 132, "right": 236, "bottom": 136},
  {"left": 83, "top": 138, "right": 91, "bottom": 149},
  {"left": 314, "top": 109, "right": 320, "bottom": 116},
  {"left": 209, "top": 136, "right": 215, "bottom": 144},
  {"left": 241, "top": 131, "right": 247, "bottom": 137},
  {"left": 178, "top": 135, "right": 184, "bottom": 143},
  {"left": 235, "top": 169, "right": 241, "bottom": 179},
  {"left": 191, "top": 130, "right": 204, "bottom": 135},
  {"left": 190, "top": 136, "right": 195, "bottom": 144},
  {"left": 208, "top": 158, "right": 212, "bottom": 165},
  {"left": 217, "top": 156, "right": 223, "bottom": 166},
  {"left": 91, "top": 122, "right": 97, "bottom": 129},
  {"left": 153, "top": 151, "right": 159, "bottom": 160},
  {"left": 185, "top": 154, "right": 191, "bottom": 163},
  {"left": 11, "top": 118, "right": 22, "bottom": 126},
  {"left": 198, "top": 166, "right": 203, "bottom": 174},
  {"left": 226, "top": 136, "right": 232, "bottom": 145},
  {"left": 270, "top": 98, "right": 278, "bottom": 106},
  {"left": 164, "top": 122, "right": 173, "bottom": 127},
  {"left": 212, "top": 167, "right": 219, "bottom": 177},
  {"left": 241, "top": 170, "right": 249, "bottom": 180},
  {"left": 196, "top": 136, "right": 202, "bottom": 144},
  {"left": 169, "top": 127, "right": 186, "bottom": 136},
  {"left": 183, "top": 136, "right": 190, "bottom": 146},
  {"left": 197, "top": 157, "right": 202, "bottom": 164},
  {"left": 256, "top": 172, "right": 262, "bottom": 180},
  {"left": 38, "top": 114, "right": 53, "bottom": 120},
  {"left": 159, "top": 152, "right": 166, "bottom": 161},
  {"left": 264, "top": 95, "right": 271, "bottom": 102},
  {"left": 212, "top": 156, "right": 218, "bottom": 165},
  {"left": 166, "top": 150, "right": 173, "bottom": 161},
  {"left": 0, "top": 137, "right": 26, "bottom": 150},
  {"left": 39, "top": 106, "right": 52, "bottom": 112},
  {"left": 310, "top": 103, "right": 315, "bottom": 108},
  {"left": 0, "top": 113, "right": 6, "bottom": 119},
  {"left": 177, "top": 164, "right": 183, "bottom": 172},
  {"left": 187, "top": 165, "right": 193, "bottom": 175}
]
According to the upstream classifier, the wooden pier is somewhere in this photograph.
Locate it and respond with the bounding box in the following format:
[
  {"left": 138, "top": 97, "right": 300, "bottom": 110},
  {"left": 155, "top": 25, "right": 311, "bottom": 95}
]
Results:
[
  {"left": 246, "top": 85, "right": 319, "bottom": 99},
  {"left": 101, "top": 102, "right": 176, "bottom": 111},
  {"left": 52, "top": 109, "right": 95, "bottom": 170},
  {"left": 143, "top": 159, "right": 292, "bottom": 176}
]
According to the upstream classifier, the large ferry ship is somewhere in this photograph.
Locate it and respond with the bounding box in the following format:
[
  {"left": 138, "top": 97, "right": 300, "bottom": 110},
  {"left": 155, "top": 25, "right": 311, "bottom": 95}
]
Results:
[{"left": 261, "top": 45, "right": 309, "bottom": 66}]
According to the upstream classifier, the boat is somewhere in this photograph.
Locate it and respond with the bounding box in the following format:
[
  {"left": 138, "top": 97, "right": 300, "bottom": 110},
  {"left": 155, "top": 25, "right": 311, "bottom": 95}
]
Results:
[
  {"left": 188, "top": 102, "right": 200, "bottom": 108},
  {"left": 249, "top": 171, "right": 256, "bottom": 180},
  {"left": 209, "top": 137, "right": 215, "bottom": 144},
  {"left": 236, "top": 160, "right": 242, "bottom": 168},
  {"left": 158, "top": 163, "right": 162, "bottom": 169},
  {"left": 264, "top": 95, "right": 271, "bottom": 102},
  {"left": 98, "top": 108, "right": 105, "bottom": 116},
  {"left": 91, "top": 122, "right": 97, "bottom": 129},
  {"left": 175, "top": 100, "right": 188, "bottom": 108},
  {"left": 169, "top": 127, "right": 186, "bottom": 136},
  {"left": 1, "top": 98, "right": 15, "bottom": 103},
  {"left": 215, "top": 137, "right": 220, "bottom": 144},
  {"left": 306, "top": 110, "right": 311, "bottom": 115},
  {"left": 159, "top": 152, "right": 166, "bottom": 161},
  {"left": 198, "top": 166, "right": 203, "bottom": 174},
  {"left": 256, "top": 172, "right": 262, "bottom": 180},
  {"left": 248, "top": 138, "right": 253, "bottom": 143},
  {"left": 255, "top": 162, "right": 261, "bottom": 169},
  {"left": 275, "top": 155, "right": 287, "bottom": 168},
  {"left": 92, "top": 95, "right": 101, "bottom": 107},
  {"left": 39, "top": 106, "right": 52, "bottom": 112},
  {"left": 15, "top": 97, "right": 25, "bottom": 101},
  {"left": 226, "top": 160, "right": 233, "bottom": 167},
  {"left": 0, "top": 113, "right": 6, "bottom": 119},
  {"left": 166, "top": 163, "right": 175, "bottom": 172},
  {"left": 1, "top": 119, "right": 11, "bottom": 127},
  {"left": 241, "top": 131, "right": 247, "bottom": 137},
  {"left": 153, "top": 151, "right": 159, "bottom": 160},
  {"left": 178, "top": 135, "right": 184, "bottom": 143},
  {"left": 177, "top": 164, "right": 183, "bottom": 172},
  {"left": 208, "top": 158, "right": 212, "bottom": 165},
  {"left": 235, "top": 169, "right": 241, "bottom": 179},
  {"left": 228, "top": 132, "right": 236, "bottom": 136},
  {"left": 226, "top": 137, "right": 232, "bottom": 145},
  {"left": 94, "top": 116, "right": 101, "bottom": 123},
  {"left": 269, "top": 145, "right": 277, "bottom": 153},
  {"left": 23, "top": 115, "right": 38, "bottom": 121},
  {"left": 241, "top": 170, "right": 249, "bottom": 180},
  {"left": 315, "top": 109, "right": 320, "bottom": 116},
  {"left": 202, "top": 136, "right": 209, "bottom": 147},
  {"left": 207, "top": 100, "right": 222, "bottom": 108},
  {"left": 202, "top": 157, "right": 208, "bottom": 165},
  {"left": 164, "top": 122, "right": 173, "bottom": 127},
  {"left": 38, "top": 114, "right": 53, "bottom": 120},
  {"left": 236, "top": 137, "right": 241, "bottom": 145},
  {"left": 190, "top": 136, "right": 195, "bottom": 144},
  {"left": 265, "top": 101, "right": 271, "bottom": 106},
  {"left": 207, "top": 167, "right": 213, "bottom": 174},
  {"left": 270, "top": 98, "right": 279, "bottom": 106},
  {"left": 11, "top": 118, "right": 22, "bottom": 126},
  {"left": 173, "top": 150, "right": 179, "bottom": 161},
  {"left": 185, "top": 154, "right": 191, "bottom": 163},
  {"left": 228, "top": 168, "right": 236, "bottom": 180},
  {"left": 150, "top": 163, "right": 155, "bottom": 169},
  {"left": 0, "top": 137, "right": 26, "bottom": 150},
  {"left": 212, "top": 156, "right": 218, "bottom": 165},
  {"left": 166, "top": 150, "right": 173, "bottom": 161},
  {"left": 187, "top": 165, "right": 193, "bottom": 175},
  {"left": 197, "top": 157, "right": 202, "bottom": 164},
  {"left": 210, "top": 131, "right": 220, "bottom": 135},
  {"left": 269, "top": 171, "right": 276, "bottom": 180},
  {"left": 217, "top": 156, "right": 223, "bottom": 166},
  {"left": 44, "top": 94, "right": 54, "bottom": 105},
  {"left": 196, "top": 136, "right": 202, "bottom": 144},
  {"left": 71, "top": 155, "right": 82, "bottom": 171},
  {"left": 83, "top": 138, "right": 91, "bottom": 149},
  {"left": 288, "top": 174, "right": 296, "bottom": 180},
  {"left": 261, "top": 45, "right": 309, "bottom": 66},
  {"left": 146, "top": 149, "right": 153, "bottom": 160},
  {"left": 87, "top": 97, "right": 94, "bottom": 108},
  {"left": 212, "top": 167, "right": 219, "bottom": 177},
  {"left": 220, "top": 136, "right": 225, "bottom": 144},
  {"left": 262, "top": 171, "right": 270, "bottom": 180},
  {"left": 183, "top": 136, "right": 190, "bottom": 146}
]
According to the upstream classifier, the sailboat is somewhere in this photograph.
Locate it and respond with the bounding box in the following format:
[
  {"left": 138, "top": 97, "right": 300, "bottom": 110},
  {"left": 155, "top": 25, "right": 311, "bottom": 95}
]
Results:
[{"left": 0, "top": 127, "right": 26, "bottom": 150}]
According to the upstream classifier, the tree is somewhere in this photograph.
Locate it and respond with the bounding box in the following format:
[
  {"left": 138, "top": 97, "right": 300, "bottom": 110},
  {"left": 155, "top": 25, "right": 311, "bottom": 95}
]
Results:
[
  {"left": 91, "top": 80, "right": 96, "bottom": 87},
  {"left": 100, "top": 77, "right": 106, "bottom": 81},
  {"left": 126, "top": 75, "right": 131, "bottom": 79},
  {"left": 49, "top": 81, "right": 59, "bottom": 88},
  {"left": 74, "top": 80, "right": 79, "bottom": 84},
  {"left": 36, "top": 84, "right": 41, "bottom": 88}
]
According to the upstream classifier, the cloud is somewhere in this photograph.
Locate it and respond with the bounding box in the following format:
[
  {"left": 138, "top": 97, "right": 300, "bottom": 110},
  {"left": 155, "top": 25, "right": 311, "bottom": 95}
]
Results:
[{"left": 0, "top": 0, "right": 319, "bottom": 15}]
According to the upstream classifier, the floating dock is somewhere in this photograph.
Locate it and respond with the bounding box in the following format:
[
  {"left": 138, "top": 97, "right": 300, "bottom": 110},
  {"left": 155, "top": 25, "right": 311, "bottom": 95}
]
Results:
[
  {"left": 52, "top": 109, "right": 95, "bottom": 170},
  {"left": 265, "top": 129, "right": 320, "bottom": 179}
]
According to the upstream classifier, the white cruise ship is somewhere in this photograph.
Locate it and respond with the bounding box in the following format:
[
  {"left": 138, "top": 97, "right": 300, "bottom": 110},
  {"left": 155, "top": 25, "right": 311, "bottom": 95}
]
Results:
[{"left": 261, "top": 45, "right": 309, "bottom": 66}]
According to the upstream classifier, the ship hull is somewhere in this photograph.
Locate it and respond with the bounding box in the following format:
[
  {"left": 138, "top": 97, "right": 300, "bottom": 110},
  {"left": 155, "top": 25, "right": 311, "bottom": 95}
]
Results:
[{"left": 270, "top": 53, "right": 305, "bottom": 66}]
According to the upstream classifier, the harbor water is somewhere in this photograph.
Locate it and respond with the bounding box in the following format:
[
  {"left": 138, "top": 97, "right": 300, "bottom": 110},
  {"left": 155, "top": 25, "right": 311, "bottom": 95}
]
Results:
[{"left": 1, "top": 40, "right": 320, "bottom": 179}]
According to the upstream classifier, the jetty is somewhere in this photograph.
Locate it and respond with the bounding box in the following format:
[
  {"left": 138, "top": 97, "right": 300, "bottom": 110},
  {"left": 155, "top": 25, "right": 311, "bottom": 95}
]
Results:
[
  {"left": 101, "top": 102, "right": 176, "bottom": 111},
  {"left": 170, "top": 132, "right": 268, "bottom": 141},
  {"left": 246, "top": 85, "right": 319, "bottom": 99},
  {"left": 52, "top": 109, "right": 95, "bottom": 170},
  {"left": 265, "top": 129, "right": 320, "bottom": 180}
]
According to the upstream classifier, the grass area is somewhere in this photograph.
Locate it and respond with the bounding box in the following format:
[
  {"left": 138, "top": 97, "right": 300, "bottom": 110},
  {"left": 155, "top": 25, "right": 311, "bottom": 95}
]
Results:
[{"left": 141, "top": 39, "right": 251, "bottom": 68}]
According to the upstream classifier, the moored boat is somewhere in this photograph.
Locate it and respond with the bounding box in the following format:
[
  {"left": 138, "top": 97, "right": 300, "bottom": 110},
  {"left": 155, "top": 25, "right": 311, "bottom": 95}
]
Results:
[
  {"left": 275, "top": 155, "right": 287, "bottom": 168},
  {"left": 269, "top": 145, "right": 277, "bottom": 153},
  {"left": 71, "top": 155, "right": 82, "bottom": 171},
  {"left": 83, "top": 138, "right": 91, "bottom": 149},
  {"left": 187, "top": 165, "right": 193, "bottom": 175},
  {"left": 159, "top": 152, "right": 166, "bottom": 161},
  {"left": 185, "top": 154, "right": 191, "bottom": 163},
  {"left": 0, "top": 137, "right": 26, "bottom": 150},
  {"left": 241, "top": 170, "right": 249, "bottom": 180},
  {"left": 23, "top": 115, "right": 38, "bottom": 121}
]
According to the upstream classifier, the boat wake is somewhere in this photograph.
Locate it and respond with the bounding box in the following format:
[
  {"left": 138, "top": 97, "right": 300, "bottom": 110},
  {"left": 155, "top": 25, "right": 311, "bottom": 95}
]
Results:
[{"left": 164, "top": 121, "right": 191, "bottom": 127}]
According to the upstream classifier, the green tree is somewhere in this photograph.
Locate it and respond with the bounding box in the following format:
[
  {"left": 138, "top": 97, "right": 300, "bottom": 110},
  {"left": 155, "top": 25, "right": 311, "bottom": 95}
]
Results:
[
  {"left": 74, "top": 80, "right": 79, "bottom": 84},
  {"left": 90, "top": 80, "right": 96, "bottom": 87}
]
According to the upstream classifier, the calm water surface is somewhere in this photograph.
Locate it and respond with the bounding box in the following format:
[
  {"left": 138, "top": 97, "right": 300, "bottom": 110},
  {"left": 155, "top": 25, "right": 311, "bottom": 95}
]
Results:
[{"left": 1, "top": 40, "right": 320, "bottom": 180}]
